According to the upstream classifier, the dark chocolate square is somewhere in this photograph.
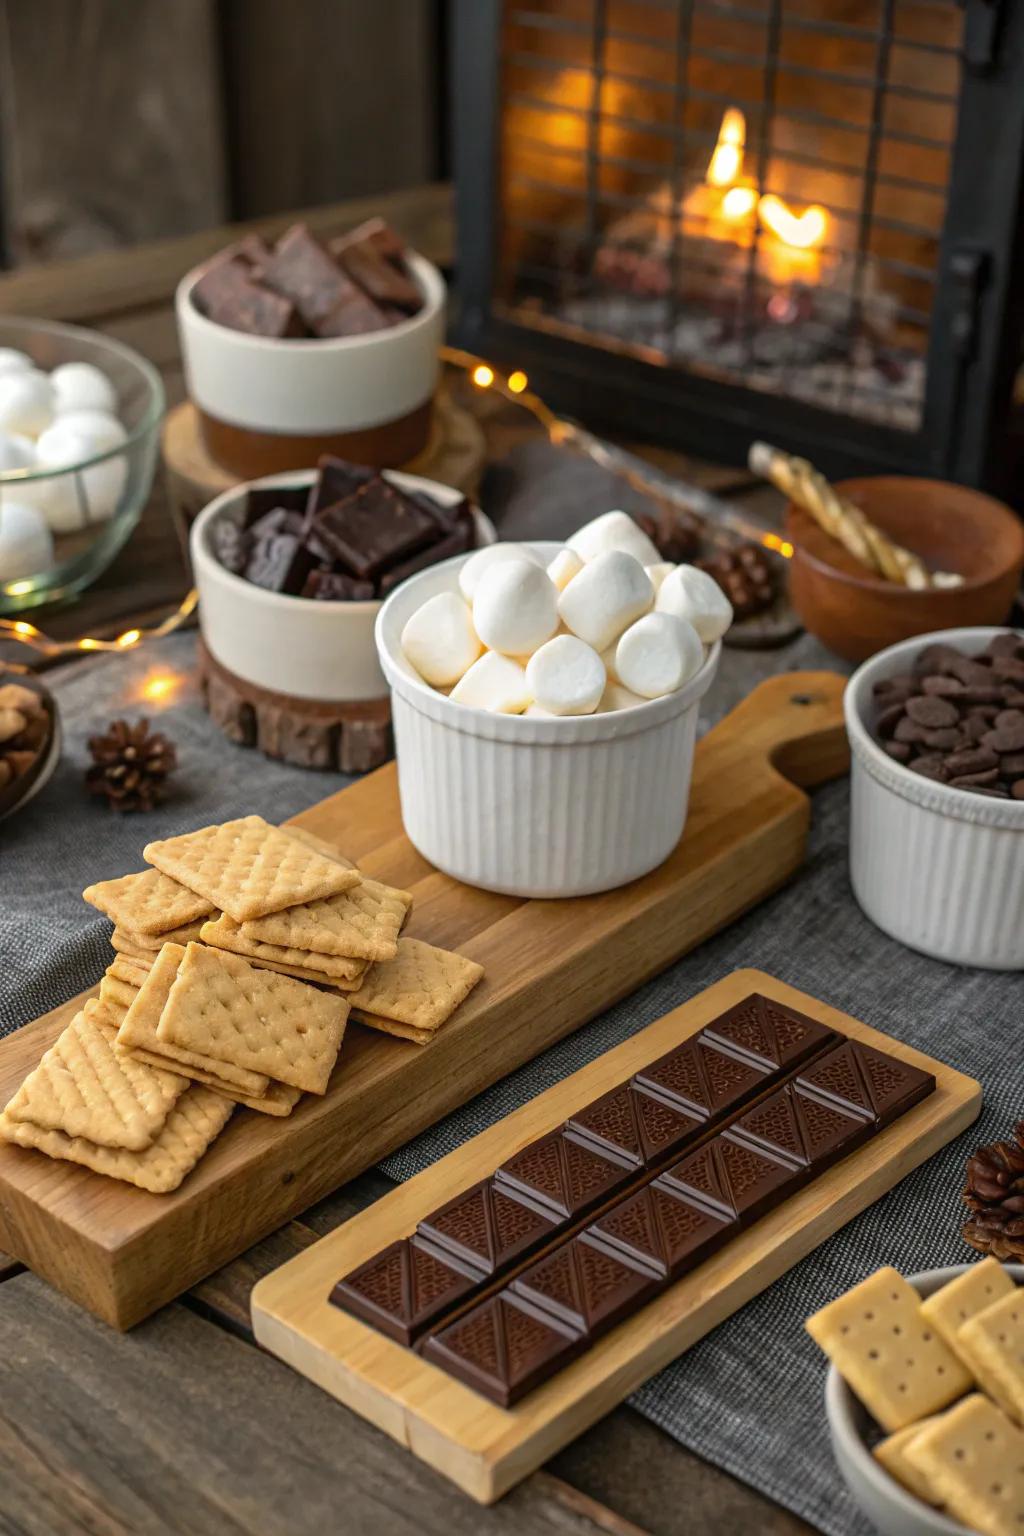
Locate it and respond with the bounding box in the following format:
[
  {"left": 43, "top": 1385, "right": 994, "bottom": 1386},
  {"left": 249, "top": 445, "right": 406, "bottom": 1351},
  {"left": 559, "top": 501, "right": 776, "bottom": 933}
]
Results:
[
  {"left": 305, "top": 456, "right": 378, "bottom": 523},
  {"left": 416, "top": 1178, "right": 559, "bottom": 1277},
  {"left": 260, "top": 223, "right": 387, "bottom": 337},
  {"left": 420, "top": 1293, "right": 582, "bottom": 1407},
  {"left": 632, "top": 1038, "right": 769, "bottom": 1121},
  {"left": 700, "top": 993, "right": 836, "bottom": 1072},
  {"left": 377, "top": 524, "right": 474, "bottom": 595},
  {"left": 566, "top": 1082, "right": 702, "bottom": 1170},
  {"left": 494, "top": 1129, "right": 634, "bottom": 1222},
  {"left": 512, "top": 1233, "right": 661, "bottom": 1335},
  {"left": 329, "top": 1236, "right": 481, "bottom": 1346},
  {"left": 192, "top": 257, "right": 302, "bottom": 338},
  {"left": 312, "top": 480, "right": 437, "bottom": 580}
]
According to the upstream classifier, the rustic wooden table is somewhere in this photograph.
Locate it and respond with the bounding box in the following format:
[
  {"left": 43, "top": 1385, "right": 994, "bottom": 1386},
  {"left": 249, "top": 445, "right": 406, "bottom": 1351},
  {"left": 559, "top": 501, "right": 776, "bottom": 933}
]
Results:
[{"left": 0, "top": 185, "right": 809, "bottom": 1536}]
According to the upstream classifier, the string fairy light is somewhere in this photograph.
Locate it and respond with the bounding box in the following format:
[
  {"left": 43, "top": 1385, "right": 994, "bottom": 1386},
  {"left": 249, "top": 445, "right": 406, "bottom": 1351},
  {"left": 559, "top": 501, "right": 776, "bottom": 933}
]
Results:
[{"left": 1, "top": 350, "right": 790, "bottom": 666}]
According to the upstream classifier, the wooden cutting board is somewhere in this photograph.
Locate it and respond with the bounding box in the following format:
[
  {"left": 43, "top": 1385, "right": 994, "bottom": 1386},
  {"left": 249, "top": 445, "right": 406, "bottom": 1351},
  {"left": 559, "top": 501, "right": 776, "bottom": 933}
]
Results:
[
  {"left": 251, "top": 970, "right": 982, "bottom": 1505},
  {"left": 0, "top": 671, "right": 849, "bottom": 1330}
]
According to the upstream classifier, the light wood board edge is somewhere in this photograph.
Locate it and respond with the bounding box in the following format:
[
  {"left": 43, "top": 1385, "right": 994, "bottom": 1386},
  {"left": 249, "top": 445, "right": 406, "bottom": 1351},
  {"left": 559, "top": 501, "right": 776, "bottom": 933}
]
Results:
[{"left": 251, "top": 968, "right": 982, "bottom": 1504}]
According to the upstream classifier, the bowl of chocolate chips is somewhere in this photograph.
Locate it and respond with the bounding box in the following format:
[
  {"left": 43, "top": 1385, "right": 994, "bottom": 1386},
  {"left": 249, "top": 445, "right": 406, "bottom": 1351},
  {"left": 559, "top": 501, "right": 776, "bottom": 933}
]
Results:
[
  {"left": 191, "top": 455, "right": 494, "bottom": 705},
  {"left": 845, "top": 627, "right": 1024, "bottom": 969}
]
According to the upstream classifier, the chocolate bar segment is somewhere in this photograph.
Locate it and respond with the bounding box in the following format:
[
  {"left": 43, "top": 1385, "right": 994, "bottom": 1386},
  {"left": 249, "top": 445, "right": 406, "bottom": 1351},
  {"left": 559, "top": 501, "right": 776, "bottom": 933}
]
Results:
[
  {"left": 796, "top": 1040, "right": 935, "bottom": 1126},
  {"left": 633, "top": 1037, "right": 770, "bottom": 1120},
  {"left": 512, "top": 1231, "right": 662, "bottom": 1334},
  {"left": 701, "top": 993, "right": 836, "bottom": 1071},
  {"left": 329, "top": 1236, "right": 481, "bottom": 1346},
  {"left": 420, "top": 1292, "right": 582, "bottom": 1407},
  {"left": 495, "top": 1129, "right": 636, "bottom": 1222},
  {"left": 312, "top": 480, "right": 437, "bottom": 580},
  {"left": 566, "top": 1081, "right": 703, "bottom": 1170},
  {"left": 416, "top": 1178, "right": 560, "bottom": 1276},
  {"left": 728, "top": 1081, "right": 868, "bottom": 1169},
  {"left": 584, "top": 1182, "right": 735, "bottom": 1279}
]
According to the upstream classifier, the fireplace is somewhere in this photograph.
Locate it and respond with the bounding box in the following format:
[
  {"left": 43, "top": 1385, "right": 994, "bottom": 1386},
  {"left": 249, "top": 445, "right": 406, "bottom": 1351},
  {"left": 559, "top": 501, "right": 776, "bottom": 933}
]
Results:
[{"left": 452, "top": 0, "right": 1024, "bottom": 491}]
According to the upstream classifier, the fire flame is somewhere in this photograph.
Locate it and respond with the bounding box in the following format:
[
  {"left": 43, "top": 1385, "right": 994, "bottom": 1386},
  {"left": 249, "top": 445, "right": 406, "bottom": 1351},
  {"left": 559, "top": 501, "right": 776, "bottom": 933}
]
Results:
[{"left": 704, "top": 109, "right": 828, "bottom": 270}]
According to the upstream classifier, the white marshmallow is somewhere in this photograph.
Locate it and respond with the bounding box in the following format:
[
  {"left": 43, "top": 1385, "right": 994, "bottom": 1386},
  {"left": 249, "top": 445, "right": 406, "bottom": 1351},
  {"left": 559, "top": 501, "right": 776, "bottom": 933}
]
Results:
[
  {"left": 0, "top": 433, "right": 35, "bottom": 473},
  {"left": 50, "top": 361, "right": 118, "bottom": 416},
  {"left": 595, "top": 680, "right": 646, "bottom": 713},
  {"left": 0, "top": 349, "right": 33, "bottom": 376},
  {"left": 0, "top": 499, "right": 54, "bottom": 580},
  {"left": 0, "top": 370, "right": 54, "bottom": 437},
  {"left": 547, "top": 547, "right": 583, "bottom": 592},
  {"left": 400, "top": 591, "right": 482, "bottom": 687},
  {"left": 524, "top": 702, "right": 554, "bottom": 717},
  {"left": 645, "top": 561, "right": 675, "bottom": 595},
  {"left": 525, "top": 634, "right": 605, "bottom": 716},
  {"left": 656, "top": 563, "right": 733, "bottom": 643},
  {"left": 457, "top": 542, "right": 544, "bottom": 602},
  {"left": 450, "top": 651, "right": 531, "bottom": 714},
  {"left": 56, "top": 409, "right": 126, "bottom": 450},
  {"left": 33, "top": 423, "right": 126, "bottom": 531},
  {"left": 557, "top": 549, "right": 653, "bottom": 653},
  {"left": 614, "top": 612, "right": 704, "bottom": 699},
  {"left": 472, "top": 558, "right": 558, "bottom": 656},
  {"left": 568, "top": 510, "right": 661, "bottom": 568}
]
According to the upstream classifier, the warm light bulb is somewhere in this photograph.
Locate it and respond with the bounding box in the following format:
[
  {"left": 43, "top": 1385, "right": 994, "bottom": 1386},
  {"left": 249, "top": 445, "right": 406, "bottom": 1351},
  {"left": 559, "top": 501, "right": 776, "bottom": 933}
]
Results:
[
  {"left": 12, "top": 617, "right": 37, "bottom": 632},
  {"left": 79, "top": 638, "right": 100, "bottom": 650},
  {"left": 507, "top": 370, "right": 528, "bottom": 394},
  {"left": 140, "top": 671, "right": 179, "bottom": 704},
  {"left": 118, "top": 629, "right": 141, "bottom": 647},
  {"left": 472, "top": 364, "right": 495, "bottom": 388},
  {"left": 763, "top": 533, "right": 795, "bottom": 560}
]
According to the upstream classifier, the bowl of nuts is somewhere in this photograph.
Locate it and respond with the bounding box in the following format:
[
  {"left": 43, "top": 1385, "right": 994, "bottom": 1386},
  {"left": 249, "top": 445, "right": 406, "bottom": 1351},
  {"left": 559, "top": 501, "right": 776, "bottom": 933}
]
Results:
[{"left": 0, "top": 673, "right": 60, "bottom": 821}]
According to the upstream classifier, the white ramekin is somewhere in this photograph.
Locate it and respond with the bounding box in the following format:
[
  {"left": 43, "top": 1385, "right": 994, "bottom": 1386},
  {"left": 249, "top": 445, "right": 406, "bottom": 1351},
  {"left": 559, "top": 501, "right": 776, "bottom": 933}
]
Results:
[
  {"left": 191, "top": 470, "right": 494, "bottom": 703},
  {"left": 175, "top": 251, "right": 445, "bottom": 436},
  {"left": 846, "top": 626, "right": 1024, "bottom": 969},
  {"left": 374, "top": 542, "right": 722, "bottom": 897}
]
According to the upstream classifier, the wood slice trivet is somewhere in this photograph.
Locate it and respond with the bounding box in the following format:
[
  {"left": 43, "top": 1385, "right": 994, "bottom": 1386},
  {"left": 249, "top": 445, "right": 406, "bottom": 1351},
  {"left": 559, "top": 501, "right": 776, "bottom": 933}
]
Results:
[
  {"left": 252, "top": 970, "right": 980, "bottom": 1504},
  {"left": 0, "top": 671, "right": 852, "bottom": 1331},
  {"left": 197, "top": 640, "right": 391, "bottom": 774},
  {"left": 163, "top": 388, "right": 488, "bottom": 567}
]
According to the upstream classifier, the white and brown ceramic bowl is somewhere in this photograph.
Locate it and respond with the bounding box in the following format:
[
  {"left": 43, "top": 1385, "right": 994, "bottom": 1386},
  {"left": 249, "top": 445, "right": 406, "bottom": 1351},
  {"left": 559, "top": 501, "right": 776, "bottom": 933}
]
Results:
[
  {"left": 175, "top": 251, "right": 446, "bottom": 478},
  {"left": 191, "top": 469, "right": 494, "bottom": 704}
]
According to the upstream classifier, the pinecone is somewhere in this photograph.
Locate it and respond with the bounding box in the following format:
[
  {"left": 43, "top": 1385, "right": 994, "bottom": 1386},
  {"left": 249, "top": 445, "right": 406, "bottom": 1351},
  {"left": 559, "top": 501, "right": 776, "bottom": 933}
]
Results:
[
  {"left": 696, "top": 543, "right": 776, "bottom": 620},
  {"left": 86, "top": 718, "right": 177, "bottom": 812},
  {"left": 962, "top": 1120, "right": 1024, "bottom": 1261}
]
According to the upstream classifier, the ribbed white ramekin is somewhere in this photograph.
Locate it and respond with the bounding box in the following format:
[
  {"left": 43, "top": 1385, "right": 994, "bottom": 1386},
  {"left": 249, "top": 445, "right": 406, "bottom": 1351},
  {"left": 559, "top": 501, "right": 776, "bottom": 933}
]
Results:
[
  {"left": 845, "top": 626, "right": 1024, "bottom": 969},
  {"left": 375, "top": 543, "right": 721, "bottom": 897}
]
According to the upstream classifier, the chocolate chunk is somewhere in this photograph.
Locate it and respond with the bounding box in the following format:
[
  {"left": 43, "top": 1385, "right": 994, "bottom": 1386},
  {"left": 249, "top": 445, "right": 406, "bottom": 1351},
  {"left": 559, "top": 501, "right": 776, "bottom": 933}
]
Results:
[
  {"left": 377, "top": 524, "right": 474, "bottom": 595},
  {"left": 248, "top": 506, "right": 305, "bottom": 541},
  {"left": 329, "top": 216, "right": 408, "bottom": 266},
  {"left": 416, "top": 1178, "right": 558, "bottom": 1276},
  {"left": 260, "top": 223, "right": 388, "bottom": 337},
  {"left": 995, "top": 708, "right": 1024, "bottom": 731},
  {"left": 795, "top": 1040, "right": 934, "bottom": 1127},
  {"left": 420, "top": 1292, "right": 582, "bottom": 1407},
  {"left": 660, "top": 1135, "right": 799, "bottom": 1223},
  {"left": 494, "top": 1130, "right": 635, "bottom": 1221},
  {"left": 301, "top": 569, "right": 375, "bottom": 601},
  {"left": 905, "top": 695, "right": 959, "bottom": 729},
  {"left": 921, "top": 727, "right": 963, "bottom": 751},
  {"left": 985, "top": 633, "right": 1024, "bottom": 660},
  {"left": 728, "top": 1082, "right": 867, "bottom": 1169},
  {"left": 633, "top": 1038, "right": 768, "bottom": 1120},
  {"left": 245, "top": 529, "right": 314, "bottom": 594},
  {"left": 511, "top": 1230, "right": 664, "bottom": 1333},
  {"left": 998, "top": 752, "right": 1024, "bottom": 776},
  {"left": 907, "top": 756, "right": 948, "bottom": 781},
  {"left": 584, "top": 1183, "right": 725, "bottom": 1279},
  {"left": 699, "top": 992, "right": 836, "bottom": 1071},
  {"left": 566, "top": 1082, "right": 702, "bottom": 1170},
  {"left": 336, "top": 240, "right": 422, "bottom": 312},
  {"left": 313, "top": 480, "right": 436, "bottom": 579},
  {"left": 329, "top": 1236, "right": 481, "bottom": 1345},
  {"left": 192, "top": 257, "right": 303, "bottom": 337},
  {"left": 211, "top": 519, "right": 249, "bottom": 574},
  {"left": 894, "top": 716, "right": 928, "bottom": 744},
  {"left": 305, "top": 456, "right": 377, "bottom": 522}
]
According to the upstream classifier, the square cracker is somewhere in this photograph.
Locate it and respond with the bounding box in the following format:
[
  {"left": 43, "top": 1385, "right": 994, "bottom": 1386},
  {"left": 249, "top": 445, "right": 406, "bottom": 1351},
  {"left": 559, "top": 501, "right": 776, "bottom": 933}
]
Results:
[
  {"left": 805, "top": 1267, "right": 972, "bottom": 1431},
  {"left": 280, "top": 824, "right": 355, "bottom": 868},
  {"left": 4, "top": 1007, "right": 187, "bottom": 1151},
  {"left": 111, "top": 920, "right": 206, "bottom": 958},
  {"left": 100, "top": 973, "right": 141, "bottom": 1012},
  {"left": 904, "top": 1393, "right": 1024, "bottom": 1536},
  {"left": 200, "top": 914, "right": 366, "bottom": 982},
  {"left": 873, "top": 1416, "right": 945, "bottom": 1505},
  {"left": 143, "top": 815, "right": 360, "bottom": 923},
  {"left": 920, "top": 1257, "right": 1017, "bottom": 1359},
  {"left": 157, "top": 942, "right": 349, "bottom": 1095},
  {"left": 84, "top": 996, "right": 127, "bottom": 1030},
  {"left": 0, "top": 1085, "right": 233, "bottom": 1194},
  {"left": 957, "top": 1289, "right": 1024, "bottom": 1425},
  {"left": 83, "top": 868, "right": 214, "bottom": 934},
  {"left": 118, "top": 1044, "right": 301, "bottom": 1118},
  {"left": 348, "top": 938, "right": 484, "bottom": 1035},
  {"left": 239, "top": 877, "right": 412, "bottom": 963},
  {"left": 108, "top": 954, "right": 152, "bottom": 985},
  {"left": 118, "top": 943, "right": 270, "bottom": 1097}
]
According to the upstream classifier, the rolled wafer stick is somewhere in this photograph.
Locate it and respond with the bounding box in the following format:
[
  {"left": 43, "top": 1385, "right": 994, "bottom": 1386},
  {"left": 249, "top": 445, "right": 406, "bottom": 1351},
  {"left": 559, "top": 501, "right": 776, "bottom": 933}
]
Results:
[{"left": 748, "top": 441, "right": 962, "bottom": 590}]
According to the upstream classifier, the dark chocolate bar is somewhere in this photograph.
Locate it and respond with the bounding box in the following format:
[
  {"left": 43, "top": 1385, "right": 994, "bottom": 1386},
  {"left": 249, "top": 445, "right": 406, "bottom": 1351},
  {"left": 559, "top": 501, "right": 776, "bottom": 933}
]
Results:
[
  {"left": 419, "top": 1293, "right": 582, "bottom": 1406},
  {"left": 700, "top": 992, "right": 836, "bottom": 1072},
  {"left": 416, "top": 1178, "right": 560, "bottom": 1276},
  {"left": 330, "top": 1236, "right": 482, "bottom": 1347}
]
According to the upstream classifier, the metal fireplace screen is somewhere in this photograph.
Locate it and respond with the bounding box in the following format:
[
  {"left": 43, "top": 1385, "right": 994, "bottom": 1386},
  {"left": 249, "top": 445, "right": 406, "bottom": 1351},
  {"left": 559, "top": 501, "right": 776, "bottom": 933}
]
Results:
[{"left": 454, "top": 0, "right": 1024, "bottom": 486}]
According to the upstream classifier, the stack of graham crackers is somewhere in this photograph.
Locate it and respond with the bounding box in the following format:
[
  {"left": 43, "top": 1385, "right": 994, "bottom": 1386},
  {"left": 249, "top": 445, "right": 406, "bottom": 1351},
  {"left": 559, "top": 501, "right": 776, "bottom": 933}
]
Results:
[{"left": 0, "top": 816, "right": 484, "bottom": 1194}]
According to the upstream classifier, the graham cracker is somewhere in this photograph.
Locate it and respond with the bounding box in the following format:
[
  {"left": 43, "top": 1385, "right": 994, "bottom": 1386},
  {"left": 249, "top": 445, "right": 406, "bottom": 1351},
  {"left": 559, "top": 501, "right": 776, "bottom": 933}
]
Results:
[
  {"left": 0, "top": 1086, "right": 233, "bottom": 1194},
  {"left": 238, "top": 877, "right": 412, "bottom": 962},
  {"left": 157, "top": 942, "right": 349, "bottom": 1095},
  {"left": 84, "top": 995, "right": 127, "bottom": 1030},
  {"left": 354, "top": 1013, "right": 436, "bottom": 1047},
  {"left": 4, "top": 1008, "right": 187, "bottom": 1151},
  {"left": 281, "top": 824, "right": 355, "bottom": 868},
  {"left": 873, "top": 1416, "right": 945, "bottom": 1505},
  {"left": 143, "top": 815, "right": 361, "bottom": 923},
  {"left": 200, "top": 914, "right": 366, "bottom": 981},
  {"left": 347, "top": 938, "right": 484, "bottom": 1035},
  {"left": 111, "top": 920, "right": 207, "bottom": 958},
  {"left": 904, "top": 1393, "right": 1024, "bottom": 1536},
  {"left": 83, "top": 868, "right": 215, "bottom": 934},
  {"left": 99, "top": 973, "right": 141, "bottom": 1013},
  {"left": 805, "top": 1267, "right": 972, "bottom": 1431},
  {"left": 920, "top": 1257, "right": 1016, "bottom": 1361},
  {"left": 118, "top": 943, "right": 270, "bottom": 1096},
  {"left": 120, "top": 1045, "right": 301, "bottom": 1117},
  {"left": 108, "top": 954, "right": 153, "bottom": 985},
  {"left": 957, "top": 1289, "right": 1024, "bottom": 1425}
]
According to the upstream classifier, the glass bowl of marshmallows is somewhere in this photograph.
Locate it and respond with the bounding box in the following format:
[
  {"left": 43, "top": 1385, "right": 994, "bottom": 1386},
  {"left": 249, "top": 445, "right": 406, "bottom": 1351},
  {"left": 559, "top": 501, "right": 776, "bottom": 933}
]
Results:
[
  {"left": 375, "top": 511, "right": 731, "bottom": 898},
  {"left": 0, "top": 316, "right": 164, "bottom": 613}
]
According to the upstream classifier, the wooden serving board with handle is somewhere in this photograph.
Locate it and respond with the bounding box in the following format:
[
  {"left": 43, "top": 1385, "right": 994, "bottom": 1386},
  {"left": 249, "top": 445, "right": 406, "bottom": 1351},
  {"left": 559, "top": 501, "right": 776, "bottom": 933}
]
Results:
[
  {"left": 0, "top": 672, "right": 848, "bottom": 1330},
  {"left": 251, "top": 969, "right": 982, "bottom": 1505}
]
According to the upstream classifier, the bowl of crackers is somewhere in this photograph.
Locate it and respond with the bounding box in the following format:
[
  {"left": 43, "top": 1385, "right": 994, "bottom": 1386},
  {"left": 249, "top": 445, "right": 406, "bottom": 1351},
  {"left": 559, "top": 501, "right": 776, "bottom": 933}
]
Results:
[{"left": 813, "top": 1261, "right": 1024, "bottom": 1536}]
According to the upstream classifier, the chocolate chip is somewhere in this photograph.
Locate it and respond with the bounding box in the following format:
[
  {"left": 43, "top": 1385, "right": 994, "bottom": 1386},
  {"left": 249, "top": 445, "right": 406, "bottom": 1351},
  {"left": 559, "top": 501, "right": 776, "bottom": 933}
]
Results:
[
  {"left": 949, "top": 657, "right": 995, "bottom": 687},
  {"left": 985, "top": 632, "right": 1024, "bottom": 658},
  {"left": 921, "top": 727, "right": 963, "bottom": 750},
  {"left": 905, "top": 695, "right": 959, "bottom": 729},
  {"left": 982, "top": 722, "right": 1024, "bottom": 753},
  {"left": 883, "top": 741, "right": 912, "bottom": 762},
  {"left": 908, "top": 756, "right": 948, "bottom": 780},
  {"left": 915, "top": 644, "right": 963, "bottom": 675},
  {"left": 958, "top": 686, "right": 1004, "bottom": 706},
  {"left": 962, "top": 716, "right": 990, "bottom": 743},
  {"left": 995, "top": 708, "right": 1024, "bottom": 731},
  {"left": 894, "top": 717, "right": 929, "bottom": 744},
  {"left": 991, "top": 656, "right": 1024, "bottom": 683},
  {"left": 920, "top": 675, "right": 964, "bottom": 697},
  {"left": 998, "top": 752, "right": 1024, "bottom": 776},
  {"left": 945, "top": 747, "right": 999, "bottom": 776},
  {"left": 876, "top": 702, "right": 906, "bottom": 737},
  {"left": 948, "top": 768, "right": 1000, "bottom": 787}
]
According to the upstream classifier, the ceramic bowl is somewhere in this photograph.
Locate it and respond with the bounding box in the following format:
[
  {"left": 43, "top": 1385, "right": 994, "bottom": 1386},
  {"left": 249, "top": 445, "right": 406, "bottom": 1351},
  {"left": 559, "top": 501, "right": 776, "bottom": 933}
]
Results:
[
  {"left": 786, "top": 478, "right": 1024, "bottom": 664},
  {"left": 0, "top": 672, "right": 61, "bottom": 822},
  {"left": 375, "top": 542, "right": 722, "bottom": 897},
  {"left": 826, "top": 1263, "right": 1024, "bottom": 1536},
  {"left": 175, "top": 251, "right": 446, "bottom": 477},
  {"left": 0, "top": 316, "right": 164, "bottom": 614},
  {"left": 845, "top": 626, "right": 1024, "bottom": 969},
  {"left": 191, "top": 469, "right": 494, "bottom": 704}
]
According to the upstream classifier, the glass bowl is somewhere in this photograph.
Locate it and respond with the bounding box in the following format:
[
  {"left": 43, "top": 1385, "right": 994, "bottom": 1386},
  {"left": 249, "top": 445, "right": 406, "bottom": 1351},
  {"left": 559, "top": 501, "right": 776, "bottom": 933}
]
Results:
[{"left": 0, "top": 316, "right": 165, "bottom": 614}]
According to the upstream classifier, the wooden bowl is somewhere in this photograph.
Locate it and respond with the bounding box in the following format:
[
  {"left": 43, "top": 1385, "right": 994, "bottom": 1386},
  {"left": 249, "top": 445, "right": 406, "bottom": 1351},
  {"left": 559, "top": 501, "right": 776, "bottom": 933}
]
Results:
[{"left": 785, "top": 476, "right": 1024, "bottom": 663}]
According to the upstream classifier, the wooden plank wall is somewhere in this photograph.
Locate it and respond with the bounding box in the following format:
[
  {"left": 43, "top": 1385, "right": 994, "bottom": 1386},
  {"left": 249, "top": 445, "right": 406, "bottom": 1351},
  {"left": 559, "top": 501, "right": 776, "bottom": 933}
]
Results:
[{"left": 0, "top": 0, "right": 442, "bottom": 267}]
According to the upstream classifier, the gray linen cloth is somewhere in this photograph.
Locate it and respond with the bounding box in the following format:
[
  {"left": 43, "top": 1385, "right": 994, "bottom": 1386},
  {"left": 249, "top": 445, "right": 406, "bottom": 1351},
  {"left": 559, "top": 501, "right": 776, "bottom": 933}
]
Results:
[{"left": 1, "top": 462, "right": 1017, "bottom": 1534}]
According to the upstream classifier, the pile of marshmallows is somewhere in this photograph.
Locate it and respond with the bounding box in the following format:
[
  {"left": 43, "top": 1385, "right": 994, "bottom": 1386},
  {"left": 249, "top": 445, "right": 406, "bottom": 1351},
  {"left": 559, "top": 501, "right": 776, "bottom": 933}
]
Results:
[
  {"left": 0, "top": 348, "right": 128, "bottom": 580},
  {"left": 400, "top": 511, "right": 732, "bottom": 716}
]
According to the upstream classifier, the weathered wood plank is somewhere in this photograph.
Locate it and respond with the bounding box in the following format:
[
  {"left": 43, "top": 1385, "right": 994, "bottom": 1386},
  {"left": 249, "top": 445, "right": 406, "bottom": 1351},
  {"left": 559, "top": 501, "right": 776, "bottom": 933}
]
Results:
[{"left": 0, "top": 1274, "right": 651, "bottom": 1536}]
